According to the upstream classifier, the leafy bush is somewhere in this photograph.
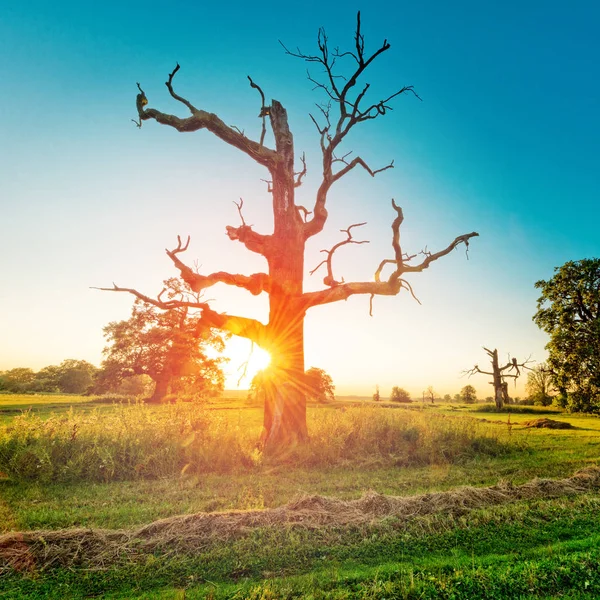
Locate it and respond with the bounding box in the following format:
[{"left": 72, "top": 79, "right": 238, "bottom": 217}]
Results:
[{"left": 390, "top": 386, "right": 411, "bottom": 403}]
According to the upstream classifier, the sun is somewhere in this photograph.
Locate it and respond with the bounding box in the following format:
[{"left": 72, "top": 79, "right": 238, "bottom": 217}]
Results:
[{"left": 225, "top": 339, "right": 272, "bottom": 387}]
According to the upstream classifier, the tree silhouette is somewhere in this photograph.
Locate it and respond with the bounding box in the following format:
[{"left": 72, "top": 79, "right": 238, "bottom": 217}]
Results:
[
  {"left": 465, "top": 348, "right": 531, "bottom": 409},
  {"left": 100, "top": 13, "right": 478, "bottom": 447}
]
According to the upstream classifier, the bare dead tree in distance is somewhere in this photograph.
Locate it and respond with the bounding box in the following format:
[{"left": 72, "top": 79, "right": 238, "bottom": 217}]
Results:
[
  {"left": 464, "top": 348, "right": 532, "bottom": 410},
  {"left": 100, "top": 13, "right": 479, "bottom": 448}
]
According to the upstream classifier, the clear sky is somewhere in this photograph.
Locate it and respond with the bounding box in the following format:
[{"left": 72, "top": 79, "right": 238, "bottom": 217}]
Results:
[{"left": 1, "top": 0, "right": 598, "bottom": 398}]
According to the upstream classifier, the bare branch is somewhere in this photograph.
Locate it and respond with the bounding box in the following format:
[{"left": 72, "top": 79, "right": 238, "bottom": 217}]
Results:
[
  {"left": 310, "top": 222, "right": 369, "bottom": 286},
  {"left": 234, "top": 198, "right": 247, "bottom": 226},
  {"left": 248, "top": 76, "right": 267, "bottom": 147},
  {"left": 398, "top": 231, "right": 480, "bottom": 275},
  {"left": 290, "top": 14, "right": 419, "bottom": 239},
  {"left": 302, "top": 199, "right": 477, "bottom": 311},
  {"left": 294, "top": 153, "right": 307, "bottom": 187},
  {"left": 331, "top": 156, "right": 394, "bottom": 183},
  {"left": 163, "top": 235, "right": 271, "bottom": 295},
  {"left": 165, "top": 63, "right": 197, "bottom": 114},
  {"left": 135, "top": 66, "right": 278, "bottom": 170}
]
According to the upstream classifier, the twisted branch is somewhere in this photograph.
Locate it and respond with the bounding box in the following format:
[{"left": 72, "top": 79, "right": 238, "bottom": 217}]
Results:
[{"left": 310, "top": 222, "right": 369, "bottom": 286}]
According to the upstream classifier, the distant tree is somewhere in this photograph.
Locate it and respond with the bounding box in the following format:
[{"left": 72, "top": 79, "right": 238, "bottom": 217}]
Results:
[
  {"left": 453, "top": 393, "right": 461, "bottom": 402},
  {"left": 373, "top": 385, "right": 381, "bottom": 402},
  {"left": 533, "top": 259, "right": 600, "bottom": 412},
  {"left": 459, "top": 385, "right": 477, "bottom": 404},
  {"left": 56, "top": 359, "right": 98, "bottom": 394},
  {"left": 304, "top": 367, "right": 335, "bottom": 403},
  {"left": 525, "top": 363, "right": 554, "bottom": 406},
  {"left": 0, "top": 368, "right": 36, "bottom": 393},
  {"left": 249, "top": 366, "right": 334, "bottom": 405},
  {"left": 390, "top": 386, "right": 411, "bottom": 403},
  {"left": 443, "top": 394, "right": 451, "bottom": 402},
  {"left": 30, "top": 365, "right": 61, "bottom": 393},
  {"left": 425, "top": 386, "right": 436, "bottom": 404},
  {"left": 485, "top": 396, "right": 494, "bottom": 403},
  {"left": 465, "top": 348, "right": 531, "bottom": 409},
  {"left": 98, "top": 281, "right": 227, "bottom": 402}
]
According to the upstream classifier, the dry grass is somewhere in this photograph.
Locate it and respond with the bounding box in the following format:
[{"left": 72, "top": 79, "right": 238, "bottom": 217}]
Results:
[
  {"left": 2, "top": 466, "right": 599, "bottom": 574},
  {"left": 521, "top": 418, "right": 574, "bottom": 429},
  {"left": 0, "top": 404, "right": 512, "bottom": 482}
]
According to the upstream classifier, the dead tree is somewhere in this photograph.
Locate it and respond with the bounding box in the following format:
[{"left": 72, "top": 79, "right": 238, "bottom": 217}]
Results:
[
  {"left": 465, "top": 348, "right": 531, "bottom": 410},
  {"left": 99, "top": 14, "right": 478, "bottom": 448}
]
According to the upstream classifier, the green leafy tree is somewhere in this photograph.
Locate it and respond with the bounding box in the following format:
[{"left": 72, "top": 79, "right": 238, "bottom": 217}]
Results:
[
  {"left": 98, "top": 281, "right": 227, "bottom": 402},
  {"left": 56, "top": 359, "right": 98, "bottom": 394},
  {"left": 534, "top": 259, "right": 600, "bottom": 412},
  {"left": 390, "top": 386, "right": 411, "bottom": 403},
  {"left": 460, "top": 385, "right": 477, "bottom": 404},
  {"left": 0, "top": 368, "right": 36, "bottom": 393},
  {"left": 373, "top": 385, "right": 381, "bottom": 402},
  {"left": 30, "top": 365, "right": 61, "bottom": 393},
  {"left": 304, "top": 367, "right": 335, "bottom": 403},
  {"left": 525, "top": 363, "right": 554, "bottom": 406}
]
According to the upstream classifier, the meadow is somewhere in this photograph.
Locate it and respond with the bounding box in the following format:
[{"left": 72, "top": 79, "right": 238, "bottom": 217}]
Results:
[{"left": 1, "top": 393, "right": 600, "bottom": 599}]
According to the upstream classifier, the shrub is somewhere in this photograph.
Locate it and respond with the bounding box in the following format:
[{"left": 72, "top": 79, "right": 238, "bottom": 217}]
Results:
[{"left": 390, "top": 386, "right": 411, "bottom": 403}]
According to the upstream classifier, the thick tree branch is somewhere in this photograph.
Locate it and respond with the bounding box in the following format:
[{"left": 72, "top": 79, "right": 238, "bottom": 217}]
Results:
[
  {"left": 164, "top": 235, "right": 271, "bottom": 295},
  {"left": 135, "top": 70, "right": 278, "bottom": 170},
  {"left": 302, "top": 197, "right": 477, "bottom": 310},
  {"left": 93, "top": 284, "right": 268, "bottom": 346},
  {"left": 300, "top": 280, "right": 401, "bottom": 311}
]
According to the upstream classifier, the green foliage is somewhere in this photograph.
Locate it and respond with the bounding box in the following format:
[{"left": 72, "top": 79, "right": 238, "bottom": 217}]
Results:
[
  {"left": 460, "top": 384, "right": 477, "bottom": 403},
  {"left": 534, "top": 258, "right": 600, "bottom": 412},
  {"left": 0, "top": 368, "right": 36, "bottom": 393},
  {"left": 304, "top": 367, "right": 335, "bottom": 402},
  {"left": 97, "top": 280, "right": 227, "bottom": 401},
  {"left": 0, "top": 360, "right": 97, "bottom": 395},
  {"left": 390, "top": 386, "right": 411, "bottom": 403},
  {"left": 525, "top": 363, "right": 554, "bottom": 405}
]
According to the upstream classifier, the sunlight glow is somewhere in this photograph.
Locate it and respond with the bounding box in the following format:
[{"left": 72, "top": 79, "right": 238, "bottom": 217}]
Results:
[{"left": 227, "top": 342, "right": 272, "bottom": 387}]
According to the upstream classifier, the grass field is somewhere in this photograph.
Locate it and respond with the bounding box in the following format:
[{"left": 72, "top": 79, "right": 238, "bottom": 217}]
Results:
[{"left": 1, "top": 393, "right": 599, "bottom": 598}]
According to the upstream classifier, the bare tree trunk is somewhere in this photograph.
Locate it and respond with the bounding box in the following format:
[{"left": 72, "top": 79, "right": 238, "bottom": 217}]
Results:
[{"left": 490, "top": 349, "right": 505, "bottom": 410}]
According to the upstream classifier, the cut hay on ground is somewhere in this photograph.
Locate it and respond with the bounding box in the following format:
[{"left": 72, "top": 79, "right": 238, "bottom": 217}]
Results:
[
  {"left": 521, "top": 418, "right": 574, "bottom": 429},
  {"left": 1, "top": 467, "right": 599, "bottom": 574}
]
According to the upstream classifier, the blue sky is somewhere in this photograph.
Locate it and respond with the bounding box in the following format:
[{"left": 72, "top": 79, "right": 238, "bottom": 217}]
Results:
[{"left": 1, "top": 0, "right": 598, "bottom": 396}]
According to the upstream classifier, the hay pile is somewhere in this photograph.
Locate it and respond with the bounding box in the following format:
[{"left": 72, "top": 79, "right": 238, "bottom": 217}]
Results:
[
  {"left": 521, "top": 418, "right": 574, "bottom": 429},
  {"left": 2, "top": 467, "right": 599, "bottom": 573}
]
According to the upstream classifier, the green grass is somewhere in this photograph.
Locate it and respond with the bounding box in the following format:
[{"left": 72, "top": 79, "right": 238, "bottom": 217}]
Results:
[
  {"left": 1, "top": 394, "right": 600, "bottom": 598},
  {"left": 2, "top": 495, "right": 600, "bottom": 598}
]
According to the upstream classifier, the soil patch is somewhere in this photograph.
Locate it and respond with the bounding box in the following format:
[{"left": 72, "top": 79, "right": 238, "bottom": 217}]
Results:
[{"left": 1, "top": 467, "right": 599, "bottom": 573}]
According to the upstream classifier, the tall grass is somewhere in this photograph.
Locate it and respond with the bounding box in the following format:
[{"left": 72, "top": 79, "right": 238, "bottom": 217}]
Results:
[{"left": 0, "top": 403, "right": 516, "bottom": 483}]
